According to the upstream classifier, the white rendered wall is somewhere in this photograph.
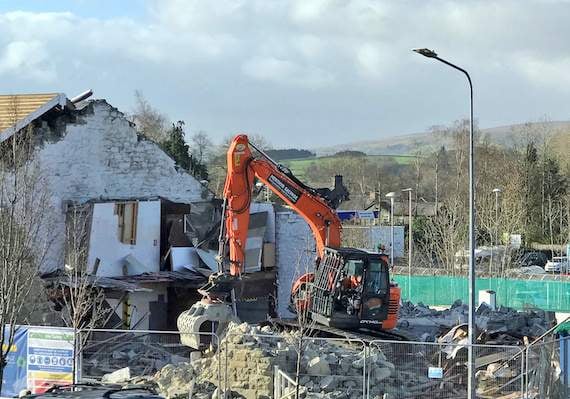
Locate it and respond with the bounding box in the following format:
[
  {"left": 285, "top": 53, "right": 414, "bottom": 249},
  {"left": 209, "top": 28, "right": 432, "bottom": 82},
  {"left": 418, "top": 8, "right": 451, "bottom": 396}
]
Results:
[{"left": 86, "top": 200, "right": 161, "bottom": 277}]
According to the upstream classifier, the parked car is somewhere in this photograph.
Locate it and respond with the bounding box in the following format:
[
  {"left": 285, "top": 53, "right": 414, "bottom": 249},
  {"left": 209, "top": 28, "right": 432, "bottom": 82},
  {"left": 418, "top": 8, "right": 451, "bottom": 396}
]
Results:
[
  {"left": 23, "top": 384, "right": 164, "bottom": 399},
  {"left": 454, "top": 246, "right": 507, "bottom": 271},
  {"left": 515, "top": 251, "right": 548, "bottom": 268},
  {"left": 544, "top": 256, "right": 569, "bottom": 273}
]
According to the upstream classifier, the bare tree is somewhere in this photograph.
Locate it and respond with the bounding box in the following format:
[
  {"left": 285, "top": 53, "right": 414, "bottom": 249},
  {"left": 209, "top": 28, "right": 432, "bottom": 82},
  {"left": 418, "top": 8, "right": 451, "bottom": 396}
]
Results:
[
  {"left": 57, "top": 205, "right": 110, "bottom": 381},
  {"left": 191, "top": 131, "right": 213, "bottom": 164},
  {"left": 129, "top": 90, "right": 168, "bottom": 143},
  {"left": 417, "top": 199, "right": 467, "bottom": 273},
  {"left": 281, "top": 232, "right": 316, "bottom": 399},
  {"left": 0, "top": 123, "right": 52, "bottom": 390}
]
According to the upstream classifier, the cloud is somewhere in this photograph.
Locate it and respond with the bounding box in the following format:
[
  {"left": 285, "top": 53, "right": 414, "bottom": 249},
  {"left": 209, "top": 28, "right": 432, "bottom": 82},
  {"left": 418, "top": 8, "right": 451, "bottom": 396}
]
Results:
[
  {"left": 513, "top": 54, "right": 570, "bottom": 91},
  {"left": 0, "top": 40, "right": 55, "bottom": 82},
  {"left": 0, "top": 1, "right": 569, "bottom": 146},
  {"left": 242, "top": 56, "right": 334, "bottom": 88}
]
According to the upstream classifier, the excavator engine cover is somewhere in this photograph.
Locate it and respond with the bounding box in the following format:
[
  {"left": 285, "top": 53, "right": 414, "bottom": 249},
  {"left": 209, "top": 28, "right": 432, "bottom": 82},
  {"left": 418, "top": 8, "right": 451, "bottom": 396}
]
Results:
[{"left": 177, "top": 300, "right": 238, "bottom": 350}]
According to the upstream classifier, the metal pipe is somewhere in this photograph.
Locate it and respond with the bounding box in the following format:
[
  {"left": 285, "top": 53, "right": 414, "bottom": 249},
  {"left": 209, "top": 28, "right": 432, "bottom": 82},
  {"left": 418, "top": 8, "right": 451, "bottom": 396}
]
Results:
[
  {"left": 70, "top": 89, "right": 93, "bottom": 103},
  {"left": 385, "top": 192, "right": 397, "bottom": 268}
]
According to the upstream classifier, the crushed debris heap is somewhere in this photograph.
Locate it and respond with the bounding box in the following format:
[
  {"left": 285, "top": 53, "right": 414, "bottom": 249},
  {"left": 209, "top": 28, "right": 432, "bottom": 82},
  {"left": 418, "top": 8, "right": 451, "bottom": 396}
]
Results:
[{"left": 398, "top": 300, "right": 552, "bottom": 343}]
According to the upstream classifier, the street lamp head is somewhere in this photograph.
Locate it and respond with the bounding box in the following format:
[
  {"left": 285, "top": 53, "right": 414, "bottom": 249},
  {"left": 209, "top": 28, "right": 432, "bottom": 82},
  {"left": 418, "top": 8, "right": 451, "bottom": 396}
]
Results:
[
  {"left": 492, "top": 188, "right": 502, "bottom": 193},
  {"left": 401, "top": 188, "right": 413, "bottom": 192},
  {"left": 385, "top": 192, "right": 397, "bottom": 198},
  {"left": 413, "top": 48, "right": 438, "bottom": 58}
]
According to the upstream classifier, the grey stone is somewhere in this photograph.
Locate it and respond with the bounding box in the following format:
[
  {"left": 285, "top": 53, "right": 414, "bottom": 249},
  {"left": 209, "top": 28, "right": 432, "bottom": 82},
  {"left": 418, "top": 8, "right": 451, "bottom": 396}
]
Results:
[
  {"left": 372, "top": 367, "right": 392, "bottom": 382},
  {"left": 319, "top": 375, "right": 337, "bottom": 390},
  {"left": 307, "top": 356, "right": 331, "bottom": 376}
]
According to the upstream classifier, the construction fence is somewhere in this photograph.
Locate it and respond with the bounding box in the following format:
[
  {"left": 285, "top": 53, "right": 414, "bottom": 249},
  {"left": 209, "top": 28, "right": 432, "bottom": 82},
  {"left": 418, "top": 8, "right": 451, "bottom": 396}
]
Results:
[
  {"left": 393, "top": 274, "right": 570, "bottom": 313},
  {"left": 73, "top": 328, "right": 569, "bottom": 399}
]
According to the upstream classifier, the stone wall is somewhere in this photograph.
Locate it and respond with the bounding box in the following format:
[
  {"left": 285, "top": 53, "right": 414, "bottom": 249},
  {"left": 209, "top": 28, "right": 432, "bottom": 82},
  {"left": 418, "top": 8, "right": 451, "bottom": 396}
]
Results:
[
  {"left": 275, "top": 212, "right": 314, "bottom": 318},
  {"left": 33, "top": 100, "right": 211, "bottom": 273}
]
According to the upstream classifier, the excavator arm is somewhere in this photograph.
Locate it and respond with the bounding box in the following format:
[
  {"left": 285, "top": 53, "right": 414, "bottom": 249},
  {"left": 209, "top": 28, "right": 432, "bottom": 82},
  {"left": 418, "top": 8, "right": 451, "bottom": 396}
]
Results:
[{"left": 222, "top": 134, "right": 348, "bottom": 276}]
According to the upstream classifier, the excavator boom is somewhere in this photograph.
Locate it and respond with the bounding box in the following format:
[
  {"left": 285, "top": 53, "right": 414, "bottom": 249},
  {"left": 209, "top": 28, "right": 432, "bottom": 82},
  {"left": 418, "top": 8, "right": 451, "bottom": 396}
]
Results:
[{"left": 223, "top": 134, "right": 345, "bottom": 276}]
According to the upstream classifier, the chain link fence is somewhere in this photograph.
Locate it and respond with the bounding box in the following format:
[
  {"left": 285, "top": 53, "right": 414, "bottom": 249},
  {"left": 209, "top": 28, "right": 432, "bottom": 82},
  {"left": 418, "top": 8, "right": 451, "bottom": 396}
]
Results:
[
  {"left": 73, "top": 328, "right": 570, "bottom": 399},
  {"left": 366, "top": 340, "right": 524, "bottom": 399},
  {"left": 77, "top": 329, "right": 219, "bottom": 381}
]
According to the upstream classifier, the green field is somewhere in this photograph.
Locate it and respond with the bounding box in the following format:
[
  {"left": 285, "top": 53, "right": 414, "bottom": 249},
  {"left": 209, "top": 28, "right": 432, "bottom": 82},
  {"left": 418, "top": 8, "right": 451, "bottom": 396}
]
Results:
[{"left": 282, "top": 154, "right": 418, "bottom": 180}]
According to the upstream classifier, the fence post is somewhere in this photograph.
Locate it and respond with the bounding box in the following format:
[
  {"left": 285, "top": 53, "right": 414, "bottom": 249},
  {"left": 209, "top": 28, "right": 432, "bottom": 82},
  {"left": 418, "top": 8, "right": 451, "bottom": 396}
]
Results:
[
  {"left": 74, "top": 328, "right": 81, "bottom": 384},
  {"left": 274, "top": 365, "right": 280, "bottom": 399},
  {"left": 224, "top": 333, "right": 229, "bottom": 398},
  {"left": 362, "top": 342, "right": 366, "bottom": 399},
  {"left": 519, "top": 347, "right": 524, "bottom": 398},
  {"left": 525, "top": 343, "right": 530, "bottom": 397}
]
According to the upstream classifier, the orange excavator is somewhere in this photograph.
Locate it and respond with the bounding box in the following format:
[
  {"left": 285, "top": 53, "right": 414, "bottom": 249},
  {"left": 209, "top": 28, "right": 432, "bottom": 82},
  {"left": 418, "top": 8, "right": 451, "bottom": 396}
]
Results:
[{"left": 177, "top": 135, "right": 401, "bottom": 348}]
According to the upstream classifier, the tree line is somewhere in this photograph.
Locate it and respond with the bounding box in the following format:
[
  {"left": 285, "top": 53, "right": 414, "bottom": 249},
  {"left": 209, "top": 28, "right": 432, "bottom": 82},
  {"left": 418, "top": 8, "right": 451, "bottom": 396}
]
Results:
[
  {"left": 302, "top": 118, "right": 569, "bottom": 273},
  {"left": 131, "top": 91, "right": 569, "bottom": 267}
]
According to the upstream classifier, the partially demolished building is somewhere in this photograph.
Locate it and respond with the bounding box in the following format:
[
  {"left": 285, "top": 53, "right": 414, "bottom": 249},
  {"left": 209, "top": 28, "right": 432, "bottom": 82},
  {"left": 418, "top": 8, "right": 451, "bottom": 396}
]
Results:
[{"left": 0, "top": 93, "right": 221, "bottom": 329}]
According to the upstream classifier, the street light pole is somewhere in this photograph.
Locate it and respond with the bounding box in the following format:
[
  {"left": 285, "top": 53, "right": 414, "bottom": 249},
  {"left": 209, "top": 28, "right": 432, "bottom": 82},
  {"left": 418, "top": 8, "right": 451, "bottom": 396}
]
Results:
[
  {"left": 385, "top": 192, "right": 397, "bottom": 268},
  {"left": 402, "top": 188, "right": 413, "bottom": 299},
  {"left": 413, "top": 48, "right": 476, "bottom": 399}
]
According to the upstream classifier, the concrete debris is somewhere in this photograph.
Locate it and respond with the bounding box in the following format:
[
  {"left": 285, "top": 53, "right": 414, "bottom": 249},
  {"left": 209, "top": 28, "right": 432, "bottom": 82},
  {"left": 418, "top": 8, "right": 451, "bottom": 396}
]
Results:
[
  {"left": 153, "top": 362, "right": 218, "bottom": 399},
  {"left": 91, "top": 315, "right": 543, "bottom": 399},
  {"left": 398, "top": 300, "right": 551, "bottom": 343},
  {"left": 143, "top": 322, "right": 397, "bottom": 399},
  {"left": 83, "top": 334, "right": 189, "bottom": 378},
  {"left": 101, "top": 367, "right": 131, "bottom": 383}
]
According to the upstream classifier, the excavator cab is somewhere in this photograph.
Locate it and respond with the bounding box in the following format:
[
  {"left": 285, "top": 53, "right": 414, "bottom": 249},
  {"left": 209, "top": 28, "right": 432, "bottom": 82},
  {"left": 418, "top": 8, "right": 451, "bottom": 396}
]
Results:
[{"left": 309, "top": 247, "right": 400, "bottom": 330}]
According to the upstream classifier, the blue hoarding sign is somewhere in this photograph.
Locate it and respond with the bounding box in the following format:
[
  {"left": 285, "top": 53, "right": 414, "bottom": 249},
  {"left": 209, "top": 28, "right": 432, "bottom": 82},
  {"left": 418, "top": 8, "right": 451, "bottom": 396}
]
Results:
[{"left": 1, "top": 327, "right": 28, "bottom": 398}]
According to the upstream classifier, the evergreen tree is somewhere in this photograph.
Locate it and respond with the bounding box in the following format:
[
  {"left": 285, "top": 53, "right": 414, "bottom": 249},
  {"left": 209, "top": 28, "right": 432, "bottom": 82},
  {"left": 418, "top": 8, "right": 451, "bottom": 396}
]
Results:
[{"left": 161, "top": 121, "right": 192, "bottom": 171}]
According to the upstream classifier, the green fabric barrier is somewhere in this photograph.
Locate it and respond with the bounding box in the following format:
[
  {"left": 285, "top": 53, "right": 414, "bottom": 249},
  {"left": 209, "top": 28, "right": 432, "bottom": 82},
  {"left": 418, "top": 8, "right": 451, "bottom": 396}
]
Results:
[
  {"left": 555, "top": 320, "right": 570, "bottom": 334},
  {"left": 393, "top": 274, "right": 570, "bottom": 312}
]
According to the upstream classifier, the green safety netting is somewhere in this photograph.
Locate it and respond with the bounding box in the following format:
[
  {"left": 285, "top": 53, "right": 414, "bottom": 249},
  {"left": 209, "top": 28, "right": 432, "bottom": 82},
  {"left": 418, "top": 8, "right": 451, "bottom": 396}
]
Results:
[
  {"left": 393, "top": 274, "right": 570, "bottom": 312},
  {"left": 554, "top": 320, "right": 570, "bottom": 334}
]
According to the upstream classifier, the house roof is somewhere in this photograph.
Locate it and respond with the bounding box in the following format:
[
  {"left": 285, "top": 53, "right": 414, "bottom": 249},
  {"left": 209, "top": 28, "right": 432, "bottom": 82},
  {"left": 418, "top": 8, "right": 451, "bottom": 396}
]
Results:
[{"left": 0, "top": 93, "right": 68, "bottom": 143}]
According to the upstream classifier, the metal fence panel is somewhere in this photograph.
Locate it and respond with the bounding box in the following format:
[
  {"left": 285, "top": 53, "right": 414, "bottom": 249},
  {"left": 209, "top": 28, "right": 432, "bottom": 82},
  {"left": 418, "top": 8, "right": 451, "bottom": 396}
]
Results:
[
  {"left": 368, "top": 340, "right": 524, "bottom": 399},
  {"left": 525, "top": 339, "right": 568, "bottom": 399},
  {"left": 222, "top": 329, "right": 366, "bottom": 399},
  {"left": 74, "top": 327, "right": 570, "bottom": 399},
  {"left": 77, "top": 329, "right": 220, "bottom": 394}
]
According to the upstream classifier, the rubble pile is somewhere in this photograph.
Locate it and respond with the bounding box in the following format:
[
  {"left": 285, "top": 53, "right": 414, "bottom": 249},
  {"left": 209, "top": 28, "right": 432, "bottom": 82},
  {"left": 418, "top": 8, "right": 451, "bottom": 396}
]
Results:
[
  {"left": 95, "top": 317, "right": 537, "bottom": 399},
  {"left": 146, "top": 322, "right": 406, "bottom": 399},
  {"left": 153, "top": 363, "right": 217, "bottom": 399},
  {"left": 398, "top": 300, "right": 551, "bottom": 342},
  {"left": 82, "top": 335, "right": 189, "bottom": 377},
  {"left": 95, "top": 302, "right": 551, "bottom": 399}
]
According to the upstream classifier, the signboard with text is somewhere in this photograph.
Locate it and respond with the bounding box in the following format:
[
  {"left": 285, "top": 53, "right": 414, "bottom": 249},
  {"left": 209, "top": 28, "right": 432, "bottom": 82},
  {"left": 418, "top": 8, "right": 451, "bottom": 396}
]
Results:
[
  {"left": 0, "top": 327, "right": 74, "bottom": 398},
  {"left": 27, "top": 329, "right": 74, "bottom": 394}
]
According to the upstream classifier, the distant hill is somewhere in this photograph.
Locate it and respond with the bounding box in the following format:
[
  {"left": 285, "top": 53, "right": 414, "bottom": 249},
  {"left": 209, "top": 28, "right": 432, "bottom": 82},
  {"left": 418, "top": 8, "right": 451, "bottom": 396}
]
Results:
[{"left": 314, "top": 121, "right": 570, "bottom": 156}]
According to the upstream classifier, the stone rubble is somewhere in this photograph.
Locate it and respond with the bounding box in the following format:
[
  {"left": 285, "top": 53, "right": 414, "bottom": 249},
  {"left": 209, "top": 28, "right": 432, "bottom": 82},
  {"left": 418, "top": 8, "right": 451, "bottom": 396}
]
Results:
[
  {"left": 132, "top": 321, "right": 404, "bottom": 399},
  {"left": 98, "top": 302, "right": 547, "bottom": 398},
  {"left": 398, "top": 300, "right": 551, "bottom": 342},
  {"left": 143, "top": 321, "right": 480, "bottom": 399}
]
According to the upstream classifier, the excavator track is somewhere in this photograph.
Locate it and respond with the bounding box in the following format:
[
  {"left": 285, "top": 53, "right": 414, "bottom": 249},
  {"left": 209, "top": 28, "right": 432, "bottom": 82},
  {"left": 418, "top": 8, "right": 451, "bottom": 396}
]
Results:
[{"left": 267, "top": 318, "right": 411, "bottom": 343}]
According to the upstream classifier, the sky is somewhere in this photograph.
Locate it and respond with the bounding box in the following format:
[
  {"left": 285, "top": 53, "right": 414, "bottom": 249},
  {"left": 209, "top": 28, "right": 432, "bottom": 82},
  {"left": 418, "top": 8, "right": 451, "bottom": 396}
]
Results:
[{"left": 1, "top": 0, "right": 570, "bottom": 148}]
